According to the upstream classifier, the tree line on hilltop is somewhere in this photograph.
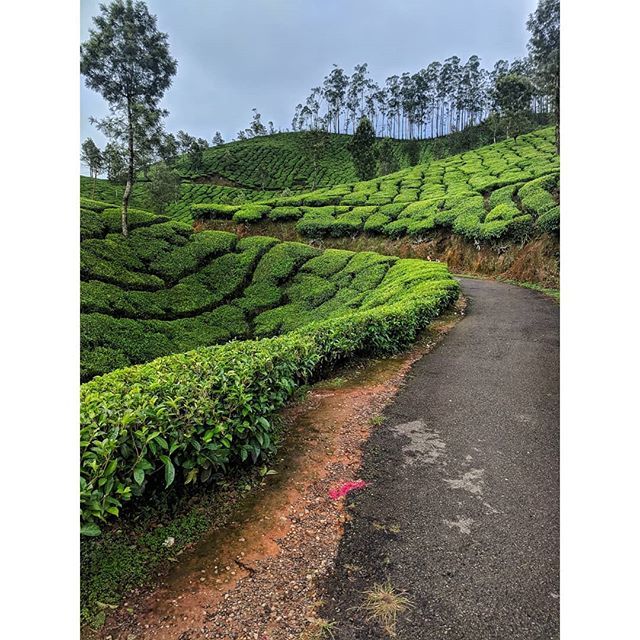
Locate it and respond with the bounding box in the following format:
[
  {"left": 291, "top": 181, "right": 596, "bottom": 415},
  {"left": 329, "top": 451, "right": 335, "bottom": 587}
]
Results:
[{"left": 81, "top": 0, "right": 558, "bottom": 236}]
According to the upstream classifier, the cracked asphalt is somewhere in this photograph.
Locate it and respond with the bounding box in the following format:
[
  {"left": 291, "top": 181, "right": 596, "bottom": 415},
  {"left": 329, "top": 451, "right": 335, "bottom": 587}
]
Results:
[{"left": 321, "top": 278, "right": 559, "bottom": 639}]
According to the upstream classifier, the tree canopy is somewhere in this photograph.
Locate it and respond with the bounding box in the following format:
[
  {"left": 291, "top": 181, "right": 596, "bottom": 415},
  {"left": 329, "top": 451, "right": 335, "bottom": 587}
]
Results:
[
  {"left": 348, "top": 116, "right": 376, "bottom": 180},
  {"left": 80, "top": 0, "right": 177, "bottom": 236}
]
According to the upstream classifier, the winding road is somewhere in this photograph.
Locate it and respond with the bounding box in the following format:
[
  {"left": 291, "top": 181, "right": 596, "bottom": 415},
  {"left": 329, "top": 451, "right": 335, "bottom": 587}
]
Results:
[{"left": 321, "top": 277, "right": 560, "bottom": 639}]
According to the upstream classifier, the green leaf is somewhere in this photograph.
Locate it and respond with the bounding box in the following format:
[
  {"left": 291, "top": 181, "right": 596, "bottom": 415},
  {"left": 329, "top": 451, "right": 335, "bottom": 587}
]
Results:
[
  {"left": 160, "top": 455, "right": 175, "bottom": 488},
  {"left": 133, "top": 467, "right": 145, "bottom": 486},
  {"left": 80, "top": 523, "right": 102, "bottom": 537}
]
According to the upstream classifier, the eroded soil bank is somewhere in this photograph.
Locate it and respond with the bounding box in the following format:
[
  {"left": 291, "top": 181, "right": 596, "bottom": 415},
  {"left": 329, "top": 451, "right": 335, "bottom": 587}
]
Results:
[
  {"left": 89, "top": 301, "right": 465, "bottom": 640},
  {"left": 195, "top": 220, "right": 559, "bottom": 289}
]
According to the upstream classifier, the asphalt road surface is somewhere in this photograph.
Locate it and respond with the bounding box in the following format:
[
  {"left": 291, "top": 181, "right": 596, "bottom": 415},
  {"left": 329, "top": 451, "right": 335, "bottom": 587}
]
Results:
[{"left": 321, "top": 278, "right": 559, "bottom": 639}]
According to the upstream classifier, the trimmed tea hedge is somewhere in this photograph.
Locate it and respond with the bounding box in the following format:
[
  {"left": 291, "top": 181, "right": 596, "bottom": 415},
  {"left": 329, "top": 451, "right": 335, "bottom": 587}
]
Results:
[
  {"left": 192, "top": 127, "right": 560, "bottom": 243},
  {"left": 81, "top": 207, "right": 459, "bottom": 382},
  {"left": 80, "top": 265, "right": 458, "bottom": 528}
]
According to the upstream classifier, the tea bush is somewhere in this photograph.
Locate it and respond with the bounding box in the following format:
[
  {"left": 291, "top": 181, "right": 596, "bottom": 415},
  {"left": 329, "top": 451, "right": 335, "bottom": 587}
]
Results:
[
  {"left": 81, "top": 207, "right": 462, "bottom": 383},
  {"left": 195, "top": 127, "right": 559, "bottom": 244},
  {"left": 81, "top": 258, "right": 459, "bottom": 527}
]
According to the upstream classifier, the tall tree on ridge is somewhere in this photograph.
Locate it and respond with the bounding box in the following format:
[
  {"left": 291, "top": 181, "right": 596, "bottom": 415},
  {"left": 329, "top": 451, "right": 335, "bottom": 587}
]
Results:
[
  {"left": 494, "top": 74, "right": 534, "bottom": 138},
  {"left": 212, "top": 131, "right": 225, "bottom": 146},
  {"left": 376, "top": 137, "right": 399, "bottom": 176},
  {"left": 323, "top": 65, "right": 349, "bottom": 133},
  {"left": 81, "top": 137, "right": 103, "bottom": 199},
  {"left": 527, "top": 0, "right": 560, "bottom": 152},
  {"left": 102, "top": 142, "right": 127, "bottom": 200},
  {"left": 81, "top": 0, "right": 177, "bottom": 237}
]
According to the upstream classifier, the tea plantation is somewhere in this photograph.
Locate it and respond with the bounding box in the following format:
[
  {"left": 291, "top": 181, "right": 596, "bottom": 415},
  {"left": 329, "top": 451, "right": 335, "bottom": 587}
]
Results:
[
  {"left": 80, "top": 176, "right": 272, "bottom": 224},
  {"left": 80, "top": 132, "right": 436, "bottom": 224},
  {"left": 173, "top": 131, "right": 431, "bottom": 188},
  {"left": 194, "top": 127, "right": 559, "bottom": 242},
  {"left": 80, "top": 203, "right": 458, "bottom": 527}
]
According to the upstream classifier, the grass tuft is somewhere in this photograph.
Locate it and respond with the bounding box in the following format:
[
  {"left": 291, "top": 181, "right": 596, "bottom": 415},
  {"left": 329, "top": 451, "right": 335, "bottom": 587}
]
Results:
[{"left": 361, "top": 580, "right": 413, "bottom": 637}]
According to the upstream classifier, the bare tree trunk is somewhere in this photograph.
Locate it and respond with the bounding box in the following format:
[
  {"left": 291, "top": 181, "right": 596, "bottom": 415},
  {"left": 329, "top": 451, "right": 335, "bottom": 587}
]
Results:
[
  {"left": 554, "top": 77, "right": 560, "bottom": 155},
  {"left": 121, "top": 98, "right": 134, "bottom": 238}
]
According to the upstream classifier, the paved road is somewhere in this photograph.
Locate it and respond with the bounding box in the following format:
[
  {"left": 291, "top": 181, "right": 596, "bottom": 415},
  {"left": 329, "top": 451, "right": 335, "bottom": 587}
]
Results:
[{"left": 321, "top": 278, "right": 559, "bottom": 639}]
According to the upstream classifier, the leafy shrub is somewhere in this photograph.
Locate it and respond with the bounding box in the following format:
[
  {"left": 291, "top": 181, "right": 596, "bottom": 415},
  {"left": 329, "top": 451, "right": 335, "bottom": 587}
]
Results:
[
  {"left": 536, "top": 206, "right": 560, "bottom": 234},
  {"left": 301, "top": 193, "right": 342, "bottom": 206},
  {"left": 191, "top": 203, "right": 239, "bottom": 220},
  {"left": 102, "top": 208, "right": 169, "bottom": 232},
  {"left": 287, "top": 273, "right": 338, "bottom": 307},
  {"left": 232, "top": 204, "right": 272, "bottom": 223},
  {"left": 80, "top": 198, "right": 113, "bottom": 212},
  {"left": 341, "top": 191, "right": 369, "bottom": 206},
  {"left": 519, "top": 188, "right": 557, "bottom": 217},
  {"left": 382, "top": 218, "right": 410, "bottom": 238},
  {"left": 507, "top": 214, "right": 535, "bottom": 242},
  {"left": 252, "top": 241, "right": 320, "bottom": 283},
  {"left": 367, "top": 193, "right": 394, "bottom": 206},
  {"left": 149, "top": 231, "right": 237, "bottom": 281},
  {"left": 488, "top": 183, "right": 521, "bottom": 209},
  {"left": 363, "top": 212, "right": 391, "bottom": 234},
  {"left": 80, "top": 266, "right": 459, "bottom": 527},
  {"left": 300, "top": 249, "right": 353, "bottom": 277},
  {"left": 295, "top": 207, "right": 337, "bottom": 237},
  {"left": 407, "top": 216, "right": 437, "bottom": 237},
  {"left": 378, "top": 202, "right": 408, "bottom": 220},
  {"left": 268, "top": 206, "right": 303, "bottom": 221},
  {"left": 330, "top": 207, "right": 374, "bottom": 236},
  {"left": 233, "top": 281, "right": 283, "bottom": 314},
  {"left": 81, "top": 209, "right": 109, "bottom": 241},
  {"left": 485, "top": 203, "right": 520, "bottom": 222}
]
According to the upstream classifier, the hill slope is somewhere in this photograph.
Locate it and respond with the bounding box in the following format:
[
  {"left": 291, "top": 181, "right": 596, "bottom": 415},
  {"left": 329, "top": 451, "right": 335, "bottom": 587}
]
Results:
[
  {"left": 81, "top": 203, "right": 458, "bottom": 380},
  {"left": 80, "top": 133, "right": 436, "bottom": 223},
  {"left": 82, "top": 123, "right": 545, "bottom": 224},
  {"left": 194, "top": 127, "right": 559, "bottom": 243}
]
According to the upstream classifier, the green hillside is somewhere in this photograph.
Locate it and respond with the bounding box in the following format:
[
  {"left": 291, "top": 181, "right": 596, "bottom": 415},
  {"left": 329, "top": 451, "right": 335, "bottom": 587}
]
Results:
[
  {"left": 80, "top": 203, "right": 458, "bottom": 530},
  {"left": 81, "top": 201, "right": 458, "bottom": 381},
  {"left": 172, "top": 132, "right": 434, "bottom": 188},
  {"left": 81, "top": 175, "right": 271, "bottom": 223},
  {"left": 194, "top": 127, "right": 559, "bottom": 243},
  {"left": 81, "top": 125, "right": 523, "bottom": 224}
]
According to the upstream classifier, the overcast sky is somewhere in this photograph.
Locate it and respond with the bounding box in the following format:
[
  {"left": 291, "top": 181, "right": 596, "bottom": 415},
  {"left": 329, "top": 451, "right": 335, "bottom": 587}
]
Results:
[{"left": 80, "top": 0, "right": 538, "bottom": 153}]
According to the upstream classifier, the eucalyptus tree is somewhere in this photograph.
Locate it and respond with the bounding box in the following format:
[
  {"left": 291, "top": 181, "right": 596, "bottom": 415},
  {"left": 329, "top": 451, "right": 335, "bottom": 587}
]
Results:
[
  {"left": 346, "top": 63, "right": 373, "bottom": 132},
  {"left": 212, "top": 131, "right": 225, "bottom": 146},
  {"left": 385, "top": 75, "right": 401, "bottom": 138},
  {"left": 527, "top": 0, "right": 559, "bottom": 151},
  {"left": 291, "top": 104, "right": 304, "bottom": 131},
  {"left": 248, "top": 108, "right": 268, "bottom": 137},
  {"left": 305, "top": 87, "right": 323, "bottom": 129},
  {"left": 440, "top": 56, "right": 461, "bottom": 134},
  {"left": 176, "top": 131, "right": 208, "bottom": 172},
  {"left": 81, "top": 137, "right": 103, "bottom": 198},
  {"left": 424, "top": 61, "right": 441, "bottom": 137},
  {"left": 81, "top": 0, "right": 177, "bottom": 237},
  {"left": 159, "top": 132, "right": 179, "bottom": 166},
  {"left": 322, "top": 65, "right": 349, "bottom": 133},
  {"left": 459, "top": 55, "right": 482, "bottom": 127}
]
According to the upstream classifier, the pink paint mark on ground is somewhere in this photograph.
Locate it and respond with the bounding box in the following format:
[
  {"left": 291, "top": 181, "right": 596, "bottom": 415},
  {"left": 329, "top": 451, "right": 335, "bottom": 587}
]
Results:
[{"left": 328, "top": 480, "right": 367, "bottom": 500}]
